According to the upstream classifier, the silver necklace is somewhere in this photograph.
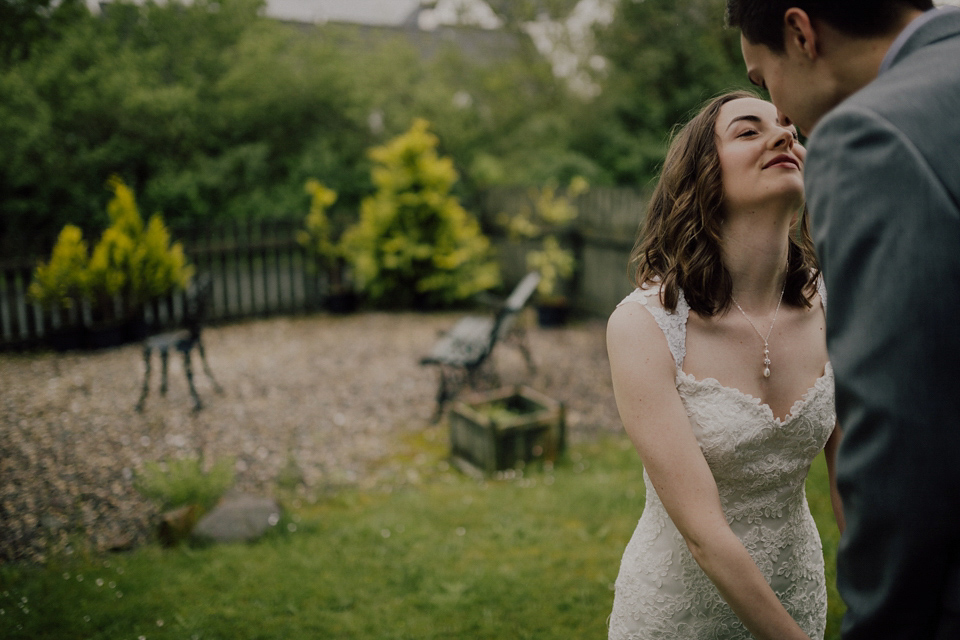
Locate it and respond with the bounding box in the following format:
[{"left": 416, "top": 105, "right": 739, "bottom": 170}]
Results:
[{"left": 731, "top": 279, "right": 786, "bottom": 379}]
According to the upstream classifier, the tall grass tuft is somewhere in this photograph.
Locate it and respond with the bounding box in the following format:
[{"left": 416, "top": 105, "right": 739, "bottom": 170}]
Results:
[{"left": 134, "top": 456, "right": 235, "bottom": 514}]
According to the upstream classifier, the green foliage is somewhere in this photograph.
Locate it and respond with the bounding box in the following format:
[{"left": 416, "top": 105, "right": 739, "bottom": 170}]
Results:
[
  {"left": 27, "top": 225, "right": 90, "bottom": 308},
  {"left": 574, "top": 0, "right": 751, "bottom": 186},
  {"left": 0, "top": 0, "right": 86, "bottom": 66},
  {"left": 1, "top": 0, "right": 756, "bottom": 257},
  {"left": 501, "top": 177, "right": 588, "bottom": 299},
  {"left": 134, "top": 455, "right": 235, "bottom": 514},
  {"left": 297, "top": 179, "right": 341, "bottom": 271},
  {"left": 297, "top": 179, "right": 353, "bottom": 293},
  {"left": 0, "top": 0, "right": 597, "bottom": 256},
  {"left": 342, "top": 119, "right": 500, "bottom": 308},
  {"left": 528, "top": 236, "right": 577, "bottom": 299},
  {"left": 29, "top": 177, "right": 193, "bottom": 314},
  {"left": 0, "top": 0, "right": 371, "bottom": 254}
]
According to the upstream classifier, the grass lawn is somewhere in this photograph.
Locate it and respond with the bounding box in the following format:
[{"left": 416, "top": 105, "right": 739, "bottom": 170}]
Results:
[{"left": 0, "top": 428, "right": 845, "bottom": 639}]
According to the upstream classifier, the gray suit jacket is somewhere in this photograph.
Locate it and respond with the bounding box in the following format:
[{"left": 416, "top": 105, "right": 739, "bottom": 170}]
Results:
[{"left": 805, "top": 9, "right": 960, "bottom": 639}]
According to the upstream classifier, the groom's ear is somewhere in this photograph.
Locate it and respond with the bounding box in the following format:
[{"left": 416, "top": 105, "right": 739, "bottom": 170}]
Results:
[{"left": 783, "top": 8, "right": 820, "bottom": 61}]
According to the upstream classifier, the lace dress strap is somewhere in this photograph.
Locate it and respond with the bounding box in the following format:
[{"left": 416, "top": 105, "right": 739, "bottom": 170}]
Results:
[
  {"left": 617, "top": 284, "right": 689, "bottom": 370},
  {"left": 816, "top": 274, "right": 827, "bottom": 311}
]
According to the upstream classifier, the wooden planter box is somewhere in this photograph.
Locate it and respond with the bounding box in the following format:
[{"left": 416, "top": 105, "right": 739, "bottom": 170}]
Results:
[{"left": 449, "top": 385, "right": 566, "bottom": 475}]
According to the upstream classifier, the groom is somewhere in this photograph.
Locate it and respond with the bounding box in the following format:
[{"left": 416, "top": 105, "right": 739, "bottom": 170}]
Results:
[{"left": 725, "top": 1, "right": 960, "bottom": 639}]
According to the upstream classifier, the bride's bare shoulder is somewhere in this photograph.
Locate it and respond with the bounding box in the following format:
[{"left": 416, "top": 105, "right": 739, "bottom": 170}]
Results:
[{"left": 607, "top": 287, "right": 673, "bottom": 365}]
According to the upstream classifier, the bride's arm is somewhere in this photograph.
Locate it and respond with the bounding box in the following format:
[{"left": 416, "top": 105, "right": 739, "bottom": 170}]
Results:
[
  {"left": 824, "top": 422, "right": 846, "bottom": 534},
  {"left": 607, "top": 303, "right": 811, "bottom": 640}
]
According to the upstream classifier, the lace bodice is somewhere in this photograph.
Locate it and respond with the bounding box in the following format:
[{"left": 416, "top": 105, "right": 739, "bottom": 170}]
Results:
[{"left": 608, "top": 284, "right": 836, "bottom": 640}]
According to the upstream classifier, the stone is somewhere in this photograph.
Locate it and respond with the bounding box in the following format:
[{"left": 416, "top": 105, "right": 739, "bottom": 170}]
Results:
[
  {"left": 158, "top": 504, "right": 201, "bottom": 547},
  {"left": 192, "top": 494, "right": 282, "bottom": 543}
]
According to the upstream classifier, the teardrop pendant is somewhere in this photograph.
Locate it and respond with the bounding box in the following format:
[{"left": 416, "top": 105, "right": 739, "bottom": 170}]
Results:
[{"left": 732, "top": 279, "right": 786, "bottom": 382}]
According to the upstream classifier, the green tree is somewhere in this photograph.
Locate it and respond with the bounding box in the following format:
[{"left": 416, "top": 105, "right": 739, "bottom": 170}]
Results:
[
  {"left": 573, "top": 0, "right": 750, "bottom": 187},
  {"left": 0, "top": 0, "right": 86, "bottom": 66},
  {"left": 342, "top": 119, "right": 500, "bottom": 308},
  {"left": 4, "top": 0, "right": 754, "bottom": 260},
  {"left": 0, "top": 0, "right": 370, "bottom": 254}
]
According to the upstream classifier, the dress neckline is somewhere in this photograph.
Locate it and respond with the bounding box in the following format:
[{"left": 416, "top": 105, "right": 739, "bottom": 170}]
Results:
[
  {"left": 676, "top": 362, "right": 833, "bottom": 426},
  {"left": 618, "top": 280, "right": 832, "bottom": 425}
]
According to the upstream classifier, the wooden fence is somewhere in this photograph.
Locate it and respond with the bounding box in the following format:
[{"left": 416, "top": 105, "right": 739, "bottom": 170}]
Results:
[
  {"left": 481, "top": 185, "right": 647, "bottom": 316},
  {"left": 0, "top": 187, "right": 648, "bottom": 351}
]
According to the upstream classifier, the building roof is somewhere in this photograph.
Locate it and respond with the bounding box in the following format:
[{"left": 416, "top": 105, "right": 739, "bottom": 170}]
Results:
[
  {"left": 263, "top": 0, "right": 504, "bottom": 29},
  {"left": 264, "top": 0, "right": 421, "bottom": 27},
  {"left": 88, "top": 0, "right": 505, "bottom": 30}
]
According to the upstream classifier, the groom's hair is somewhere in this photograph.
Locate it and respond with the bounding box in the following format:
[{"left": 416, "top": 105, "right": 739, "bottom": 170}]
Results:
[{"left": 727, "top": 0, "right": 935, "bottom": 52}]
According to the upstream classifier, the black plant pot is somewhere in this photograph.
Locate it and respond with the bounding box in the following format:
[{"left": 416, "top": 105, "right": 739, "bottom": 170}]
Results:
[
  {"left": 84, "top": 314, "right": 147, "bottom": 350},
  {"left": 46, "top": 326, "right": 87, "bottom": 352},
  {"left": 325, "top": 291, "right": 359, "bottom": 314},
  {"left": 84, "top": 322, "right": 129, "bottom": 350},
  {"left": 536, "top": 302, "right": 570, "bottom": 328},
  {"left": 123, "top": 315, "right": 149, "bottom": 342}
]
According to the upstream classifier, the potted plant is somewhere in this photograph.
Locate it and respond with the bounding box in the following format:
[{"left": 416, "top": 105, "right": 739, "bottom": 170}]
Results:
[
  {"left": 448, "top": 385, "right": 566, "bottom": 475},
  {"left": 499, "top": 177, "right": 588, "bottom": 326},
  {"left": 297, "top": 179, "right": 357, "bottom": 313},
  {"left": 30, "top": 176, "right": 193, "bottom": 348}
]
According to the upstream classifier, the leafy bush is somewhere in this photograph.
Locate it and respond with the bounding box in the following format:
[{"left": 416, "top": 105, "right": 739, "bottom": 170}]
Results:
[
  {"left": 298, "top": 180, "right": 340, "bottom": 269},
  {"left": 297, "top": 179, "right": 356, "bottom": 298},
  {"left": 89, "top": 176, "right": 193, "bottom": 307},
  {"left": 135, "top": 456, "right": 235, "bottom": 514},
  {"left": 500, "top": 177, "right": 587, "bottom": 300},
  {"left": 29, "top": 176, "right": 193, "bottom": 318},
  {"left": 341, "top": 119, "right": 500, "bottom": 308},
  {"left": 28, "top": 224, "right": 90, "bottom": 308}
]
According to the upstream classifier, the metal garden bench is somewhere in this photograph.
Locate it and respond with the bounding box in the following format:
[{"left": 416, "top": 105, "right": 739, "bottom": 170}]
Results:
[{"left": 420, "top": 271, "right": 541, "bottom": 421}]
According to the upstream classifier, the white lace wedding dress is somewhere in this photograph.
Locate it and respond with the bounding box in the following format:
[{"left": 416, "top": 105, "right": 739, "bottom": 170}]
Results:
[{"left": 608, "top": 284, "right": 835, "bottom": 640}]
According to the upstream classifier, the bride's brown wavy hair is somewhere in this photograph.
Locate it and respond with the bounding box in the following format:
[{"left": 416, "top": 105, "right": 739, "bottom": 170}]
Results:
[{"left": 630, "top": 90, "right": 820, "bottom": 316}]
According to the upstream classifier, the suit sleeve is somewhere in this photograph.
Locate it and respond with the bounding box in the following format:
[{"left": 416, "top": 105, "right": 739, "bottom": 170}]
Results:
[
  {"left": 804, "top": 103, "right": 960, "bottom": 638},
  {"left": 807, "top": 104, "right": 960, "bottom": 461}
]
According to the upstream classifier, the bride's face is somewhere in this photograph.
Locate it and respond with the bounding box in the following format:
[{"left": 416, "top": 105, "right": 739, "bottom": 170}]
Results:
[{"left": 714, "top": 97, "right": 806, "bottom": 214}]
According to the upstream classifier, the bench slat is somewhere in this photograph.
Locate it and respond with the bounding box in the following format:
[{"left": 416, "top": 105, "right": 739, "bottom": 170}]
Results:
[
  {"left": 420, "top": 271, "right": 541, "bottom": 420},
  {"left": 423, "top": 316, "right": 495, "bottom": 366}
]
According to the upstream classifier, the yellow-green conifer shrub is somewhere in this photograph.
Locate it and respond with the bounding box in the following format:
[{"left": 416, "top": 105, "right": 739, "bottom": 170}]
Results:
[
  {"left": 28, "top": 225, "right": 91, "bottom": 308},
  {"left": 87, "top": 176, "right": 192, "bottom": 312},
  {"left": 31, "top": 177, "right": 192, "bottom": 317},
  {"left": 134, "top": 215, "right": 192, "bottom": 300},
  {"left": 342, "top": 119, "right": 500, "bottom": 307}
]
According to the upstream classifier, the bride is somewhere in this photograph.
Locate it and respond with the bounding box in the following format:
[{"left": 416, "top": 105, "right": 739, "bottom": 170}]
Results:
[{"left": 606, "top": 91, "right": 844, "bottom": 640}]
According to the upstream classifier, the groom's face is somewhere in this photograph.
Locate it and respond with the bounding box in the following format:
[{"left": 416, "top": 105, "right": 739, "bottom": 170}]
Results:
[{"left": 740, "top": 33, "right": 834, "bottom": 137}]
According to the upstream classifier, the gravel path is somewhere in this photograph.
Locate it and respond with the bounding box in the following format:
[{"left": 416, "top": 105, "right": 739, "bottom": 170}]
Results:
[{"left": 0, "top": 311, "right": 621, "bottom": 564}]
